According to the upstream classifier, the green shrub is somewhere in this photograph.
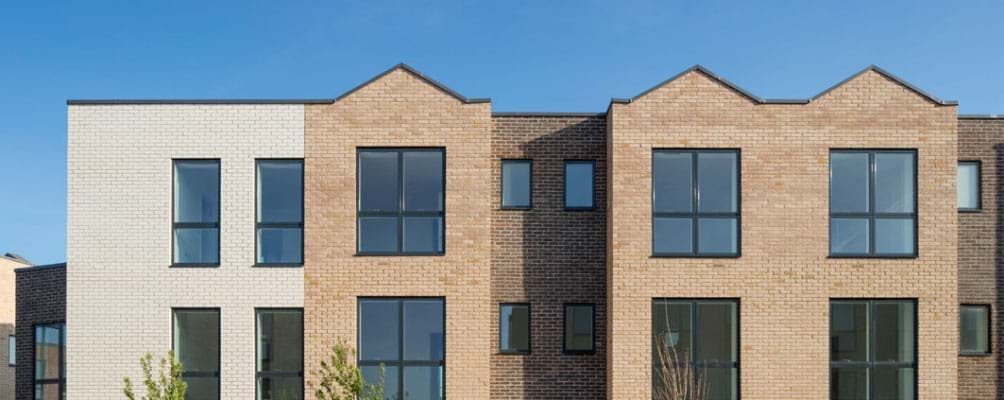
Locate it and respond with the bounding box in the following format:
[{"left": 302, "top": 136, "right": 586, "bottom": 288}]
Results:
[{"left": 123, "top": 351, "right": 187, "bottom": 400}]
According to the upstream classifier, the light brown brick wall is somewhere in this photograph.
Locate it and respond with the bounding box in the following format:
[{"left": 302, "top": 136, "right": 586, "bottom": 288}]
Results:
[{"left": 607, "top": 70, "right": 959, "bottom": 399}]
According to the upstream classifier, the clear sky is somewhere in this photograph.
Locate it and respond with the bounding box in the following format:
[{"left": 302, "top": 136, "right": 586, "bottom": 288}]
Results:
[{"left": 1, "top": 0, "right": 1002, "bottom": 265}]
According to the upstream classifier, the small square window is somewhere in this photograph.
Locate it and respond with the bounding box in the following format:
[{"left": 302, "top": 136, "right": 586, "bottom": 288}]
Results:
[
  {"left": 500, "top": 304, "right": 530, "bottom": 353},
  {"left": 960, "top": 305, "right": 990, "bottom": 355},
  {"left": 501, "top": 160, "right": 532, "bottom": 209},
  {"left": 564, "top": 304, "right": 595, "bottom": 353},
  {"left": 564, "top": 161, "right": 595, "bottom": 209},
  {"left": 958, "top": 161, "right": 980, "bottom": 211}
]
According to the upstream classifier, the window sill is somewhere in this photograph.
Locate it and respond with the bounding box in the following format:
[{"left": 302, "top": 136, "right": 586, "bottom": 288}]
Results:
[
  {"left": 253, "top": 263, "right": 303, "bottom": 268},
  {"left": 499, "top": 350, "right": 531, "bottom": 356},
  {"left": 959, "top": 208, "right": 983, "bottom": 213},
  {"left": 562, "top": 350, "right": 596, "bottom": 355},
  {"left": 564, "top": 207, "right": 596, "bottom": 212},
  {"left": 170, "top": 263, "right": 220, "bottom": 268},
  {"left": 651, "top": 254, "right": 740, "bottom": 259},
  {"left": 960, "top": 351, "right": 992, "bottom": 357},
  {"left": 500, "top": 206, "right": 532, "bottom": 211},
  {"left": 354, "top": 253, "right": 446, "bottom": 257},
  {"left": 827, "top": 255, "right": 918, "bottom": 260}
]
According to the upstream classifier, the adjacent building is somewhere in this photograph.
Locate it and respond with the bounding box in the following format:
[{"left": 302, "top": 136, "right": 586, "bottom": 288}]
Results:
[
  {"left": 0, "top": 253, "right": 31, "bottom": 400},
  {"left": 14, "top": 263, "right": 65, "bottom": 400}
]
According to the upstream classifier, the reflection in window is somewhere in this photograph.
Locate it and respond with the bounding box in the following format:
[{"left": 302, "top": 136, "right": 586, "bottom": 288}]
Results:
[
  {"left": 173, "top": 160, "right": 220, "bottom": 265},
  {"left": 359, "top": 298, "right": 444, "bottom": 400},
  {"left": 564, "top": 161, "right": 595, "bottom": 209},
  {"left": 653, "top": 150, "right": 739, "bottom": 256},
  {"left": 257, "top": 309, "right": 303, "bottom": 400},
  {"left": 358, "top": 149, "right": 445, "bottom": 255},
  {"left": 652, "top": 300, "right": 738, "bottom": 400},
  {"left": 830, "top": 151, "right": 916, "bottom": 257},
  {"left": 960, "top": 305, "right": 990, "bottom": 354},
  {"left": 830, "top": 300, "right": 916, "bottom": 400},
  {"left": 500, "top": 304, "right": 530, "bottom": 353},
  {"left": 501, "top": 160, "right": 532, "bottom": 209},
  {"left": 564, "top": 304, "right": 595, "bottom": 353},
  {"left": 34, "top": 323, "right": 65, "bottom": 400},
  {"left": 257, "top": 160, "right": 304, "bottom": 265},
  {"left": 174, "top": 309, "right": 220, "bottom": 400}
]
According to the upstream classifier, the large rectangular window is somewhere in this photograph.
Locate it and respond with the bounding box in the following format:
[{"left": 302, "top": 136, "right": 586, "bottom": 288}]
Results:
[
  {"left": 500, "top": 303, "right": 530, "bottom": 354},
  {"left": 7, "top": 335, "right": 14, "bottom": 366},
  {"left": 174, "top": 309, "right": 220, "bottom": 400},
  {"left": 652, "top": 299, "right": 738, "bottom": 400},
  {"left": 958, "top": 161, "right": 981, "bottom": 211},
  {"left": 256, "top": 160, "right": 304, "bottom": 265},
  {"left": 257, "top": 309, "right": 304, "bottom": 400},
  {"left": 830, "top": 151, "right": 916, "bottom": 257},
  {"left": 34, "top": 323, "right": 65, "bottom": 400},
  {"left": 830, "top": 300, "right": 916, "bottom": 400},
  {"left": 563, "top": 304, "right": 595, "bottom": 353},
  {"left": 358, "top": 149, "right": 445, "bottom": 255},
  {"left": 564, "top": 160, "right": 595, "bottom": 209},
  {"left": 359, "top": 298, "right": 444, "bottom": 400},
  {"left": 173, "top": 160, "right": 221, "bottom": 266},
  {"left": 501, "top": 160, "right": 532, "bottom": 209},
  {"left": 653, "top": 150, "right": 740, "bottom": 257},
  {"left": 960, "top": 304, "right": 990, "bottom": 355}
]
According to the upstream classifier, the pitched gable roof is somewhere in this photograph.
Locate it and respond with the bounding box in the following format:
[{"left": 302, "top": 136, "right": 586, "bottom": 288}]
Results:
[{"left": 334, "top": 63, "right": 490, "bottom": 104}]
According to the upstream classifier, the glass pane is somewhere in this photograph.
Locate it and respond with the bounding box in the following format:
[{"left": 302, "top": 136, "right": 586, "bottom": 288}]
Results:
[
  {"left": 258, "top": 161, "right": 303, "bottom": 223},
  {"left": 875, "top": 153, "right": 915, "bottom": 213},
  {"left": 830, "top": 153, "right": 870, "bottom": 213},
  {"left": 257, "top": 310, "right": 303, "bottom": 372},
  {"left": 701, "top": 367, "right": 738, "bottom": 400},
  {"left": 257, "top": 228, "right": 303, "bottom": 264},
  {"left": 874, "top": 302, "right": 914, "bottom": 363},
  {"left": 652, "top": 301, "right": 692, "bottom": 363},
  {"left": 404, "top": 300, "right": 444, "bottom": 361},
  {"left": 874, "top": 218, "right": 914, "bottom": 255},
  {"left": 34, "top": 325, "right": 61, "bottom": 380},
  {"left": 564, "top": 162, "right": 594, "bottom": 208},
  {"left": 8, "top": 335, "right": 14, "bottom": 366},
  {"left": 183, "top": 376, "right": 219, "bottom": 400},
  {"left": 404, "top": 366, "right": 444, "bottom": 400},
  {"left": 502, "top": 161, "right": 531, "bottom": 208},
  {"left": 961, "top": 306, "right": 989, "bottom": 353},
  {"left": 34, "top": 383, "right": 60, "bottom": 400},
  {"left": 958, "top": 162, "right": 979, "bottom": 209},
  {"left": 831, "top": 302, "right": 869, "bottom": 362},
  {"left": 698, "top": 152, "right": 738, "bottom": 213},
  {"left": 359, "top": 300, "right": 400, "bottom": 361},
  {"left": 403, "top": 151, "right": 444, "bottom": 212},
  {"left": 654, "top": 218, "right": 692, "bottom": 254},
  {"left": 698, "top": 217, "right": 738, "bottom": 255},
  {"left": 501, "top": 304, "right": 530, "bottom": 352},
  {"left": 874, "top": 367, "right": 914, "bottom": 400},
  {"left": 565, "top": 305, "right": 594, "bottom": 351},
  {"left": 174, "top": 160, "right": 220, "bottom": 223},
  {"left": 830, "top": 218, "right": 869, "bottom": 255},
  {"left": 257, "top": 376, "right": 303, "bottom": 400},
  {"left": 173, "top": 310, "right": 219, "bottom": 373},
  {"left": 402, "top": 217, "right": 443, "bottom": 254},
  {"left": 697, "top": 302, "right": 737, "bottom": 363},
  {"left": 362, "top": 365, "right": 398, "bottom": 400},
  {"left": 358, "top": 217, "right": 398, "bottom": 254},
  {"left": 831, "top": 367, "right": 868, "bottom": 400},
  {"left": 359, "top": 151, "right": 400, "bottom": 212},
  {"left": 174, "top": 228, "right": 219, "bottom": 264},
  {"left": 653, "top": 152, "right": 692, "bottom": 213}
]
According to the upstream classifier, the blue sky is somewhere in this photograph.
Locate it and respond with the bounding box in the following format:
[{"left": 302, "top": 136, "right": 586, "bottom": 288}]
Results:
[{"left": 1, "top": 1, "right": 1002, "bottom": 265}]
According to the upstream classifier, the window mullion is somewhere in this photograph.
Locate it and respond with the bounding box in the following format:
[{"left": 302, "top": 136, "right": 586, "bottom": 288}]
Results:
[
  {"left": 691, "top": 152, "right": 699, "bottom": 255},
  {"left": 398, "top": 151, "right": 404, "bottom": 254},
  {"left": 868, "top": 153, "right": 876, "bottom": 256}
]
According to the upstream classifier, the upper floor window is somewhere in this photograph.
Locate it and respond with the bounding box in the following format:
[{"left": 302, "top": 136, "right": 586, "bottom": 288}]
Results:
[
  {"left": 501, "top": 160, "right": 532, "bottom": 209},
  {"left": 564, "top": 160, "right": 595, "bottom": 210},
  {"left": 173, "top": 160, "right": 220, "bottom": 266},
  {"left": 563, "top": 304, "right": 595, "bottom": 353},
  {"left": 653, "top": 299, "right": 738, "bottom": 400},
  {"left": 652, "top": 150, "right": 740, "bottom": 257},
  {"left": 500, "top": 303, "right": 530, "bottom": 354},
  {"left": 830, "top": 150, "right": 916, "bottom": 257},
  {"left": 256, "top": 160, "right": 304, "bottom": 266},
  {"left": 958, "top": 161, "right": 981, "bottom": 211},
  {"left": 357, "top": 149, "right": 445, "bottom": 255},
  {"left": 34, "top": 323, "right": 65, "bottom": 400},
  {"left": 257, "top": 309, "right": 304, "bottom": 400},
  {"left": 960, "top": 304, "right": 990, "bottom": 355},
  {"left": 359, "top": 298, "right": 445, "bottom": 400},
  {"left": 174, "top": 309, "right": 220, "bottom": 400},
  {"left": 830, "top": 300, "right": 916, "bottom": 400}
]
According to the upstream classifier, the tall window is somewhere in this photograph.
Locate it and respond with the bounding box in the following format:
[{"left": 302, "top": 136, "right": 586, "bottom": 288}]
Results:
[
  {"left": 653, "top": 150, "right": 740, "bottom": 257},
  {"left": 256, "top": 160, "right": 304, "bottom": 265},
  {"left": 830, "top": 300, "right": 916, "bottom": 400},
  {"left": 958, "top": 161, "right": 981, "bottom": 211},
  {"left": 174, "top": 309, "right": 220, "bottom": 400},
  {"left": 173, "top": 160, "right": 221, "bottom": 266},
  {"left": 358, "top": 149, "right": 445, "bottom": 255},
  {"left": 652, "top": 299, "right": 738, "bottom": 400},
  {"left": 500, "top": 303, "right": 530, "bottom": 354},
  {"left": 34, "top": 323, "right": 65, "bottom": 400},
  {"left": 7, "top": 335, "right": 14, "bottom": 366},
  {"left": 830, "top": 151, "right": 916, "bottom": 257},
  {"left": 257, "top": 309, "right": 304, "bottom": 400},
  {"left": 359, "top": 298, "right": 444, "bottom": 400},
  {"left": 501, "top": 160, "right": 532, "bottom": 209},
  {"left": 563, "top": 304, "right": 595, "bottom": 353},
  {"left": 564, "top": 161, "right": 595, "bottom": 209},
  {"left": 960, "top": 305, "right": 990, "bottom": 355}
]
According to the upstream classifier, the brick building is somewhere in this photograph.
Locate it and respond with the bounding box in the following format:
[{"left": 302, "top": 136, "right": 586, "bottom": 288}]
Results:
[
  {"left": 14, "top": 263, "right": 65, "bottom": 400},
  {"left": 0, "top": 253, "right": 31, "bottom": 400}
]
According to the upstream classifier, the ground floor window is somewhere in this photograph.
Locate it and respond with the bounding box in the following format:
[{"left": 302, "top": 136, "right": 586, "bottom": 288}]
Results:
[
  {"left": 34, "top": 323, "right": 65, "bottom": 400},
  {"left": 174, "top": 308, "right": 221, "bottom": 400},
  {"left": 359, "top": 298, "right": 445, "bottom": 400},
  {"left": 830, "top": 299, "right": 916, "bottom": 400},
  {"left": 257, "top": 309, "right": 304, "bottom": 400},
  {"left": 652, "top": 299, "right": 738, "bottom": 400}
]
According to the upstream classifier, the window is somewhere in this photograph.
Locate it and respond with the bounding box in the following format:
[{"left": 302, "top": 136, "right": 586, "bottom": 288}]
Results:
[
  {"left": 653, "top": 150, "right": 740, "bottom": 257},
  {"left": 7, "top": 335, "right": 14, "bottom": 366},
  {"left": 830, "top": 300, "right": 916, "bottom": 400},
  {"left": 33, "top": 323, "right": 65, "bottom": 400},
  {"left": 256, "top": 160, "right": 304, "bottom": 265},
  {"left": 564, "top": 161, "right": 595, "bottom": 209},
  {"left": 652, "top": 299, "right": 738, "bottom": 400},
  {"left": 358, "top": 149, "right": 445, "bottom": 255},
  {"left": 257, "top": 309, "right": 304, "bottom": 400},
  {"left": 501, "top": 160, "right": 532, "bottom": 209},
  {"left": 174, "top": 309, "right": 220, "bottom": 400},
  {"left": 958, "top": 161, "right": 981, "bottom": 211},
  {"left": 830, "top": 151, "right": 916, "bottom": 257},
  {"left": 500, "top": 304, "right": 530, "bottom": 354},
  {"left": 359, "top": 298, "right": 444, "bottom": 400},
  {"left": 173, "top": 160, "right": 221, "bottom": 266},
  {"left": 563, "top": 304, "right": 595, "bottom": 353},
  {"left": 960, "top": 305, "right": 990, "bottom": 355}
]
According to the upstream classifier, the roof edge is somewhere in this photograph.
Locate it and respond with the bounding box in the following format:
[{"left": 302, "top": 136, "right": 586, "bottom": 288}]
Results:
[
  {"left": 14, "top": 262, "right": 65, "bottom": 273},
  {"left": 492, "top": 111, "right": 606, "bottom": 117},
  {"left": 68, "top": 99, "right": 333, "bottom": 105},
  {"left": 810, "top": 65, "right": 957, "bottom": 106},
  {"left": 333, "top": 63, "right": 489, "bottom": 104},
  {"left": 959, "top": 114, "right": 1004, "bottom": 119}
]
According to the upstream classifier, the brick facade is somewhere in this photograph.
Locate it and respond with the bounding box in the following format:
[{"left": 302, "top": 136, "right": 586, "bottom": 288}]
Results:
[{"left": 14, "top": 264, "right": 65, "bottom": 400}]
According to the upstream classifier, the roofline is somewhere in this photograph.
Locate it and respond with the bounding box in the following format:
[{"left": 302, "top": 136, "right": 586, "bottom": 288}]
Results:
[
  {"left": 333, "top": 63, "right": 489, "bottom": 104},
  {"left": 492, "top": 112, "right": 606, "bottom": 117},
  {"left": 959, "top": 114, "right": 1004, "bottom": 119},
  {"left": 14, "top": 262, "right": 65, "bottom": 273}
]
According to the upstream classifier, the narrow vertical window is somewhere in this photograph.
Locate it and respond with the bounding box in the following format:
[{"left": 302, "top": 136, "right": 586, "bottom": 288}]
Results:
[
  {"left": 830, "top": 151, "right": 916, "bottom": 257},
  {"left": 958, "top": 161, "right": 980, "bottom": 211},
  {"left": 652, "top": 299, "right": 738, "bottom": 400},
  {"left": 7, "top": 335, "right": 14, "bottom": 366},
  {"left": 33, "top": 323, "right": 65, "bottom": 400},
  {"left": 358, "top": 149, "right": 445, "bottom": 255},
  {"left": 653, "top": 150, "right": 740, "bottom": 256},
  {"left": 830, "top": 300, "right": 916, "bottom": 400},
  {"left": 359, "top": 298, "right": 445, "bottom": 400},
  {"left": 960, "top": 305, "right": 990, "bottom": 355},
  {"left": 564, "top": 161, "right": 595, "bottom": 209},
  {"left": 563, "top": 304, "right": 595, "bottom": 353},
  {"left": 501, "top": 160, "right": 532, "bottom": 209},
  {"left": 174, "top": 309, "right": 220, "bottom": 400},
  {"left": 500, "top": 304, "right": 530, "bottom": 353},
  {"left": 256, "top": 160, "right": 304, "bottom": 265},
  {"left": 257, "top": 309, "right": 304, "bottom": 400},
  {"left": 173, "top": 160, "right": 221, "bottom": 266}
]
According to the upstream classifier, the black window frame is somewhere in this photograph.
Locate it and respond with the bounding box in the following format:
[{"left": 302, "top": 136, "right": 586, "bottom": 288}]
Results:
[
  {"left": 172, "top": 308, "right": 222, "bottom": 400},
  {"left": 499, "top": 303, "right": 531, "bottom": 355},
  {"left": 652, "top": 149, "right": 742, "bottom": 258},
  {"left": 32, "top": 322, "right": 65, "bottom": 400},
  {"left": 356, "top": 148, "right": 446, "bottom": 256},
  {"left": 357, "top": 297, "right": 447, "bottom": 400},
  {"left": 828, "top": 150, "right": 918, "bottom": 258},
  {"left": 958, "top": 160, "right": 982, "bottom": 212},
  {"left": 960, "top": 304, "right": 992, "bottom": 356},
  {"left": 171, "top": 158, "right": 222, "bottom": 268},
  {"left": 500, "top": 159, "right": 533, "bottom": 210},
  {"left": 255, "top": 159, "right": 305, "bottom": 267},
  {"left": 829, "top": 299, "right": 918, "bottom": 400},
  {"left": 563, "top": 160, "right": 596, "bottom": 211},
  {"left": 651, "top": 298, "right": 740, "bottom": 400},
  {"left": 562, "top": 303, "right": 596, "bottom": 354},
  {"left": 255, "top": 308, "right": 305, "bottom": 400},
  {"left": 7, "top": 334, "right": 14, "bottom": 367}
]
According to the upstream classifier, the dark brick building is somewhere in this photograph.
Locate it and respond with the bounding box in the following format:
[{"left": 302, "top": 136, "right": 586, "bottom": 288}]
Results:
[{"left": 14, "top": 264, "right": 65, "bottom": 400}]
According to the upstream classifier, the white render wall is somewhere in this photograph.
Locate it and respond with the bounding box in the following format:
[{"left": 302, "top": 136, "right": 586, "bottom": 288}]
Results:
[{"left": 67, "top": 104, "right": 305, "bottom": 399}]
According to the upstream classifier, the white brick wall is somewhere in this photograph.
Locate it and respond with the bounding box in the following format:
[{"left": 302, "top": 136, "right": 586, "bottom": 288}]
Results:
[{"left": 67, "top": 104, "right": 304, "bottom": 399}]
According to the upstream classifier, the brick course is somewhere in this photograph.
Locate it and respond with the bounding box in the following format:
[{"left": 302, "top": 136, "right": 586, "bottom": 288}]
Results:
[{"left": 14, "top": 264, "right": 65, "bottom": 400}]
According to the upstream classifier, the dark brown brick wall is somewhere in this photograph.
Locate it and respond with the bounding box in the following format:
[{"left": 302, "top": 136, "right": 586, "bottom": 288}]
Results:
[
  {"left": 490, "top": 114, "right": 607, "bottom": 399},
  {"left": 14, "top": 264, "right": 65, "bottom": 400}
]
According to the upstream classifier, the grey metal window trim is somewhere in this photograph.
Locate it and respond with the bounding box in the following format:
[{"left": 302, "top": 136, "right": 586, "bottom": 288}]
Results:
[
  {"left": 499, "top": 303, "right": 531, "bottom": 355},
  {"left": 960, "top": 304, "right": 992, "bottom": 356},
  {"left": 500, "top": 159, "right": 532, "bottom": 210},
  {"left": 563, "top": 160, "right": 596, "bottom": 211},
  {"left": 958, "top": 160, "right": 982, "bottom": 213},
  {"left": 651, "top": 298, "right": 740, "bottom": 399},
  {"left": 829, "top": 299, "right": 918, "bottom": 400},
  {"left": 562, "top": 303, "right": 596, "bottom": 354},
  {"left": 254, "top": 159, "right": 305, "bottom": 267},
  {"left": 172, "top": 308, "right": 222, "bottom": 400},
  {"left": 171, "top": 159, "right": 222, "bottom": 267},
  {"left": 32, "top": 322, "right": 66, "bottom": 400},
  {"left": 255, "top": 308, "right": 305, "bottom": 400},
  {"left": 357, "top": 297, "right": 447, "bottom": 400}
]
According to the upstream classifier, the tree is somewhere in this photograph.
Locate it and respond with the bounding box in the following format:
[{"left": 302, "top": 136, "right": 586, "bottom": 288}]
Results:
[
  {"left": 653, "top": 311, "right": 708, "bottom": 400},
  {"left": 311, "top": 341, "right": 385, "bottom": 400},
  {"left": 123, "top": 351, "right": 187, "bottom": 400}
]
